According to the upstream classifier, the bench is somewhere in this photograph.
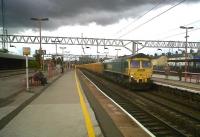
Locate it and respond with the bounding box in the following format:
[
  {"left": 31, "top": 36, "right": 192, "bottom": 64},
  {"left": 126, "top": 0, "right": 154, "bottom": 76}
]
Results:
[
  {"left": 29, "top": 76, "right": 41, "bottom": 86},
  {"left": 23, "top": 71, "right": 49, "bottom": 87},
  {"left": 26, "top": 76, "right": 41, "bottom": 86}
]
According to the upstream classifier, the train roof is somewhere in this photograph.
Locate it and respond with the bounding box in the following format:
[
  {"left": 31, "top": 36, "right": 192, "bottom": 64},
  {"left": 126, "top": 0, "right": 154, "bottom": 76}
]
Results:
[
  {"left": 116, "top": 53, "right": 151, "bottom": 60},
  {"left": 103, "top": 53, "right": 150, "bottom": 63},
  {"left": 0, "top": 52, "right": 35, "bottom": 60},
  {"left": 130, "top": 53, "right": 151, "bottom": 59}
]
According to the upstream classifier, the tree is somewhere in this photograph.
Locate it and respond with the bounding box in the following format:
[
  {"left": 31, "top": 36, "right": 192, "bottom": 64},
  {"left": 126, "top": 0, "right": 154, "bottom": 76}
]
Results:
[
  {"left": 33, "top": 53, "right": 40, "bottom": 67},
  {"left": 162, "top": 53, "right": 165, "bottom": 56},
  {"left": 166, "top": 52, "right": 172, "bottom": 57},
  {"left": 29, "top": 60, "right": 40, "bottom": 68}
]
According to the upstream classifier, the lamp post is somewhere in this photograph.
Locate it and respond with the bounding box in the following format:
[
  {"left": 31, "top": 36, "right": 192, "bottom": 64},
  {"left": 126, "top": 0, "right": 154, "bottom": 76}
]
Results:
[
  {"left": 51, "top": 40, "right": 61, "bottom": 65},
  {"left": 95, "top": 44, "right": 101, "bottom": 62},
  {"left": 31, "top": 17, "right": 49, "bottom": 70},
  {"left": 51, "top": 40, "right": 61, "bottom": 56},
  {"left": 60, "top": 46, "right": 66, "bottom": 60},
  {"left": 1, "top": 0, "right": 5, "bottom": 49},
  {"left": 180, "top": 26, "right": 194, "bottom": 81},
  {"left": 157, "top": 48, "right": 162, "bottom": 56},
  {"left": 104, "top": 47, "right": 109, "bottom": 58}
]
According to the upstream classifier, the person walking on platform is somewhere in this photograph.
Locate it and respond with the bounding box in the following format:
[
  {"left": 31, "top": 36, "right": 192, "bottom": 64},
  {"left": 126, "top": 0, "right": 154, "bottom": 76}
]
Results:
[
  {"left": 61, "top": 65, "right": 64, "bottom": 73},
  {"left": 165, "top": 65, "right": 170, "bottom": 79},
  {"left": 178, "top": 67, "right": 182, "bottom": 81}
]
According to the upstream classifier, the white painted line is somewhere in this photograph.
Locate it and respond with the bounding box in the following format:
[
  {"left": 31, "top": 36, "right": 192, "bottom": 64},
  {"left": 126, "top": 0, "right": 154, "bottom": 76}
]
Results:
[
  {"left": 154, "top": 82, "right": 200, "bottom": 94},
  {"left": 80, "top": 71, "right": 155, "bottom": 137}
]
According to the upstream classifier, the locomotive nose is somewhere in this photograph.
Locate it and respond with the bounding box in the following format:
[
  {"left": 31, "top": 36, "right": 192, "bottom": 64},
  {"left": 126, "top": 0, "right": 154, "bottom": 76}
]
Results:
[{"left": 130, "top": 69, "right": 149, "bottom": 83}]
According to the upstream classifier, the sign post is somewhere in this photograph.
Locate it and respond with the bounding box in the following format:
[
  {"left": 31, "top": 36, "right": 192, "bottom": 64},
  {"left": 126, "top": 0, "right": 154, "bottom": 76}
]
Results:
[{"left": 23, "top": 47, "right": 31, "bottom": 91}]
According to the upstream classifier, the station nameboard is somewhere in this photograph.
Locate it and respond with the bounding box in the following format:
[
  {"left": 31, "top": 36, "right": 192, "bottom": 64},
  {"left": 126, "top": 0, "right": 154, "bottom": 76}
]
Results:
[
  {"left": 23, "top": 47, "right": 30, "bottom": 55},
  {"left": 35, "top": 50, "right": 46, "bottom": 55}
]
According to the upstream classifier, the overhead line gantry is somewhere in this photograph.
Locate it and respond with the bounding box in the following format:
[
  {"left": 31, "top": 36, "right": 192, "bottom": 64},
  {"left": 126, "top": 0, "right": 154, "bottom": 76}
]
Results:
[{"left": 1, "top": 34, "right": 200, "bottom": 54}]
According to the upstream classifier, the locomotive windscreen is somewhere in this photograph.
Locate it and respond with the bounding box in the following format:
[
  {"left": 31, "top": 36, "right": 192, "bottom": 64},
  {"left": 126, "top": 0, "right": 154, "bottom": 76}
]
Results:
[
  {"left": 131, "top": 60, "right": 140, "bottom": 68},
  {"left": 142, "top": 61, "right": 151, "bottom": 68}
]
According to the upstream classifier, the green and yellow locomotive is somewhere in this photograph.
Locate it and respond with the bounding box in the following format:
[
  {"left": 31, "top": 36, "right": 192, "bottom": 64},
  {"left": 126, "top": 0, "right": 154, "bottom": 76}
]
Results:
[
  {"left": 104, "top": 53, "right": 153, "bottom": 89},
  {"left": 77, "top": 53, "right": 153, "bottom": 89}
]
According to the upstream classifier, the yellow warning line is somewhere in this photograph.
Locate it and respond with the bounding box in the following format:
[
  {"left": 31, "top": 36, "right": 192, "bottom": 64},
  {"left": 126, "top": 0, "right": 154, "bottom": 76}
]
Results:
[{"left": 75, "top": 70, "right": 96, "bottom": 137}]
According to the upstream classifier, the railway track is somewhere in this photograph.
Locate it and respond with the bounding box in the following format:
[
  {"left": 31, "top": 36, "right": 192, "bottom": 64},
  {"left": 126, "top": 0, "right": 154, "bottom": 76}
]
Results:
[
  {"left": 80, "top": 69, "right": 200, "bottom": 137},
  {"left": 0, "top": 69, "right": 34, "bottom": 78},
  {"left": 148, "top": 87, "right": 200, "bottom": 111}
]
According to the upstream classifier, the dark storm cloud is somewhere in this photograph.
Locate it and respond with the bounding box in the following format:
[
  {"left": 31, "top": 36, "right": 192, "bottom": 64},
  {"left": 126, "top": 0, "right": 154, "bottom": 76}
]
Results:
[{"left": 1, "top": 0, "right": 199, "bottom": 31}]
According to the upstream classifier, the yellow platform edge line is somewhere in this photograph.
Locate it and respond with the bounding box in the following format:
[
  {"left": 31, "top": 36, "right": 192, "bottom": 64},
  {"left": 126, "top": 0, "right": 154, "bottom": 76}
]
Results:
[{"left": 75, "top": 70, "right": 96, "bottom": 137}]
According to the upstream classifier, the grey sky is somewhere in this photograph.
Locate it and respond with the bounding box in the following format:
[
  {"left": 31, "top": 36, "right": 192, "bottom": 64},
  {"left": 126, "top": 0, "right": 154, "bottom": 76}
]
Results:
[{"left": 1, "top": 0, "right": 200, "bottom": 31}]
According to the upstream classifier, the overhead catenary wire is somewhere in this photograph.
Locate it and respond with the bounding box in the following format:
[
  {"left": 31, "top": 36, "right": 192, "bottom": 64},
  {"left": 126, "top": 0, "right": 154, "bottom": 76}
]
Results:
[
  {"left": 158, "top": 27, "right": 200, "bottom": 40},
  {"left": 154, "top": 19, "right": 200, "bottom": 40},
  {"left": 155, "top": 18, "right": 200, "bottom": 40},
  {"left": 114, "top": 0, "right": 162, "bottom": 35},
  {"left": 185, "top": 19, "right": 200, "bottom": 26},
  {"left": 118, "top": 0, "right": 186, "bottom": 38}
]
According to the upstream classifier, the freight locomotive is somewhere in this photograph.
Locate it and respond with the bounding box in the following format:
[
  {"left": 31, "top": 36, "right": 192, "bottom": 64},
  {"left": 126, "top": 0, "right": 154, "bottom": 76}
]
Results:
[{"left": 77, "top": 53, "right": 153, "bottom": 89}]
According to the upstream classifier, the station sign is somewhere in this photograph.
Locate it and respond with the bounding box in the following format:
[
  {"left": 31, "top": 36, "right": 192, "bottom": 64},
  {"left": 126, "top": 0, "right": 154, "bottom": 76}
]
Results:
[
  {"left": 23, "top": 47, "right": 31, "bottom": 55},
  {"left": 35, "top": 50, "right": 46, "bottom": 55}
]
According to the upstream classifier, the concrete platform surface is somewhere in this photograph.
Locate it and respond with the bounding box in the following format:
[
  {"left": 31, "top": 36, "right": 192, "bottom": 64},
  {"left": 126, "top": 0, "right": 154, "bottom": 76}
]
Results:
[
  {"left": 152, "top": 74, "right": 200, "bottom": 93},
  {"left": 0, "top": 71, "right": 103, "bottom": 137},
  {"left": 0, "top": 72, "right": 61, "bottom": 128}
]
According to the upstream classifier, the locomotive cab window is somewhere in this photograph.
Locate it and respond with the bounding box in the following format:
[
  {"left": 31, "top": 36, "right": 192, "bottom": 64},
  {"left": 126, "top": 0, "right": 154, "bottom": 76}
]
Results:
[
  {"left": 130, "top": 60, "right": 140, "bottom": 68},
  {"left": 142, "top": 61, "right": 151, "bottom": 68}
]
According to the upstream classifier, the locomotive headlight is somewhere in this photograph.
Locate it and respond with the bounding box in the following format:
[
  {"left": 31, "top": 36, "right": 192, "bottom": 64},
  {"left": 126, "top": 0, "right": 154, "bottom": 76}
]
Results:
[{"left": 131, "top": 75, "right": 133, "bottom": 78}]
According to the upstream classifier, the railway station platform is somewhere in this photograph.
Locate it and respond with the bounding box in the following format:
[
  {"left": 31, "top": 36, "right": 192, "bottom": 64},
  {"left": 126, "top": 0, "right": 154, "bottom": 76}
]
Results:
[
  {"left": 152, "top": 74, "right": 200, "bottom": 93},
  {"left": 0, "top": 70, "right": 103, "bottom": 137}
]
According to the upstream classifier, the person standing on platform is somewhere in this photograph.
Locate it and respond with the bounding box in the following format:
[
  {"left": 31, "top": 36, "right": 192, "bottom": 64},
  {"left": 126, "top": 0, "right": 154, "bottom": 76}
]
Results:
[
  {"left": 61, "top": 65, "right": 64, "bottom": 73},
  {"left": 165, "top": 64, "right": 170, "bottom": 79},
  {"left": 178, "top": 67, "right": 182, "bottom": 81}
]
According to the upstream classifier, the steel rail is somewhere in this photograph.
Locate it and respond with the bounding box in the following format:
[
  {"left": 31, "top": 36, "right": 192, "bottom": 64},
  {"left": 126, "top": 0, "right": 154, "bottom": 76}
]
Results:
[{"left": 81, "top": 70, "right": 191, "bottom": 136}]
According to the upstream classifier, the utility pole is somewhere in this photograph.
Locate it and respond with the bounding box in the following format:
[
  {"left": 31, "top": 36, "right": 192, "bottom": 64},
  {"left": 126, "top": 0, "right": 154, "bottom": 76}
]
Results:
[
  {"left": 51, "top": 40, "right": 61, "bottom": 65},
  {"left": 132, "top": 42, "right": 136, "bottom": 55},
  {"left": 51, "top": 40, "right": 61, "bottom": 57},
  {"left": 60, "top": 46, "right": 66, "bottom": 60},
  {"left": 180, "top": 26, "right": 194, "bottom": 81},
  {"left": 81, "top": 33, "right": 85, "bottom": 54},
  {"left": 115, "top": 48, "right": 121, "bottom": 58},
  {"left": 1, "top": 0, "right": 5, "bottom": 49},
  {"left": 97, "top": 44, "right": 100, "bottom": 62}
]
